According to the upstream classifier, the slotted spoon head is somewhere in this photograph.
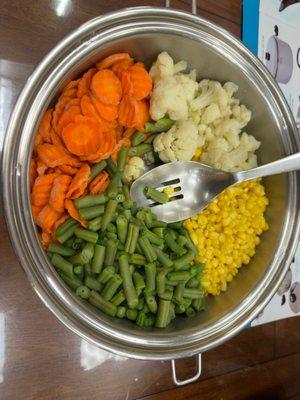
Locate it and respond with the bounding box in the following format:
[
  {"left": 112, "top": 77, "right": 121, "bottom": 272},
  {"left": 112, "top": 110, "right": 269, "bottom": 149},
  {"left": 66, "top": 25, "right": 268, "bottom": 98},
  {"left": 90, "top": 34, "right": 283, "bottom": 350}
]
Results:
[{"left": 130, "top": 161, "right": 237, "bottom": 223}]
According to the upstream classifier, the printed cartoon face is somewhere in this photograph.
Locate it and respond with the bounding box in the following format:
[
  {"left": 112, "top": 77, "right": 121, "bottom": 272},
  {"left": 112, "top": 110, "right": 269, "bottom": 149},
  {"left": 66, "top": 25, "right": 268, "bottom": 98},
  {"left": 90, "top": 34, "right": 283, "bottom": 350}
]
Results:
[
  {"left": 277, "top": 269, "right": 292, "bottom": 295},
  {"left": 289, "top": 282, "right": 300, "bottom": 313}
]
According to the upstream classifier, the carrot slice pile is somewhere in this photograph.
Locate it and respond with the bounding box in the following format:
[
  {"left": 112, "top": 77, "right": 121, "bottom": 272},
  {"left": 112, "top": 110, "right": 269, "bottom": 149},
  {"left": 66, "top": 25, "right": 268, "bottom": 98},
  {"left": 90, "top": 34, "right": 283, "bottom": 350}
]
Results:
[{"left": 31, "top": 52, "right": 152, "bottom": 246}]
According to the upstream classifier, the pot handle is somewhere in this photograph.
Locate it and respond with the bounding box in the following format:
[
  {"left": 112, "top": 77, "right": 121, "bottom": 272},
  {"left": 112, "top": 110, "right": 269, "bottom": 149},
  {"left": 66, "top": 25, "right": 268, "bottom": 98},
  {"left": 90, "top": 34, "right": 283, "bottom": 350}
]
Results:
[
  {"left": 171, "top": 354, "right": 202, "bottom": 386},
  {"left": 165, "top": 0, "right": 197, "bottom": 15}
]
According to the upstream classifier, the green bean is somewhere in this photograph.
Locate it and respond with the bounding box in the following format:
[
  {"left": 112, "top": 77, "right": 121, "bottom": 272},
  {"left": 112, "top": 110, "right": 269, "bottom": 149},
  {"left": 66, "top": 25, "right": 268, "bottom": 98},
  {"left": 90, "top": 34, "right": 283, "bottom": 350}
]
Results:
[
  {"left": 183, "top": 287, "right": 204, "bottom": 299},
  {"left": 165, "top": 233, "right": 186, "bottom": 256},
  {"left": 98, "top": 266, "right": 115, "bottom": 284},
  {"left": 126, "top": 309, "right": 138, "bottom": 321},
  {"left": 173, "top": 249, "right": 196, "bottom": 270},
  {"left": 144, "top": 262, "right": 156, "bottom": 295},
  {"left": 101, "top": 199, "right": 118, "bottom": 231},
  {"left": 128, "top": 143, "right": 153, "bottom": 157},
  {"left": 57, "top": 222, "right": 80, "bottom": 244},
  {"left": 142, "top": 229, "right": 164, "bottom": 246},
  {"left": 122, "top": 209, "right": 131, "bottom": 220},
  {"left": 192, "top": 297, "right": 205, "bottom": 312},
  {"left": 129, "top": 224, "right": 139, "bottom": 254},
  {"left": 165, "top": 279, "right": 178, "bottom": 287},
  {"left": 89, "top": 160, "right": 107, "bottom": 182},
  {"left": 88, "top": 216, "right": 102, "bottom": 232},
  {"left": 167, "top": 271, "right": 190, "bottom": 282},
  {"left": 106, "top": 156, "right": 117, "bottom": 175},
  {"left": 159, "top": 290, "right": 173, "bottom": 300},
  {"left": 119, "top": 254, "right": 138, "bottom": 309},
  {"left": 129, "top": 264, "right": 135, "bottom": 275},
  {"left": 55, "top": 218, "right": 77, "bottom": 236},
  {"left": 104, "top": 240, "right": 118, "bottom": 266},
  {"left": 173, "top": 283, "right": 185, "bottom": 304},
  {"left": 122, "top": 184, "right": 131, "bottom": 202},
  {"left": 144, "top": 133, "right": 159, "bottom": 144},
  {"left": 65, "top": 237, "right": 75, "bottom": 248},
  {"left": 85, "top": 276, "right": 102, "bottom": 291},
  {"left": 153, "top": 247, "right": 173, "bottom": 268},
  {"left": 168, "top": 221, "right": 182, "bottom": 229},
  {"left": 111, "top": 290, "right": 125, "bottom": 306},
  {"left": 130, "top": 253, "right": 146, "bottom": 265},
  {"left": 168, "top": 302, "right": 176, "bottom": 323},
  {"left": 132, "top": 131, "right": 146, "bottom": 146},
  {"left": 122, "top": 200, "right": 133, "bottom": 209},
  {"left": 148, "top": 220, "right": 167, "bottom": 228},
  {"left": 106, "top": 223, "right": 116, "bottom": 233},
  {"left": 186, "top": 277, "right": 199, "bottom": 288},
  {"left": 91, "top": 244, "right": 105, "bottom": 274},
  {"left": 177, "top": 228, "right": 198, "bottom": 254},
  {"left": 117, "top": 146, "right": 129, "bottom": 172},
  {"left": 124, "top": 223, "right": 135, "bottom": 253},
  {"left": 72, "top": 237, "right": 84, "bottom": 251},
  {"left": 79, "top": 205, "right": 105, "bottom": 220},
  {"left": 75, "top": 194, "right": 108, "bottom": 209},
  {"left": 102, "top": 275, "right": 122, "bottom": 301},
  {"left": 145, "top": 187, "right": 169, "bottom": 204},
  {"left": 146, "top": 295, "right": 158, "bottom": 314},
  {"left": 115, "top": 193, "right": 125, "bottom": 203},
  {"left": 74, "top": 265, "right": 84, "bottom": 275},
  {"left": 116, "top": 306, "right": 126, "bottom": 318},
  {"left": 177, "top": 235, "right": 188, "bottom": 247},
  {"left": 155, "top": 299, "right": 171, "bottom": 328},
  {"left": 151, "top": 227, "right": 165, "bottom": 238},
  {"left": 89, "top": 290, "right": 117, "bottom": 317},
  {"left": 48, "top": 243, "right": 76, "bottom": 257},
  {"left": 145, "top": 118, "right": 174, "bottom": 133},
  {"left": 137, "top": 297, "right": 145, "bottom": 311},
  {"left": 186, "top": 307, "right": 196, "bottom": 317},
  {"left": 107, "top": 171, "right": 122, "bottom": 199},
  {"left": 138, "top": 237, "right": 157, "bottom": 262},
  {"left": 133, "top": 271, "right": 146, "bottom": 291},
  {"left": 144, "top": 212, "right": 153, "bottom": 228},
  {"left": 74, "top": 227, "right": 98, "bottom": 244},
  {"left": 144, "top": 314, "right": 155, "bottom": 327},
  {"left": 143, "top": 303, "right": 150, "bottom": 314},
  {"left": 190, "top": 263, "right": 205, "bottom": 277},
  {"left": 136, "top": 311, "right": 147, "bottom": 327},
  {"left": 106, "top": 232, "right": 117, "bottom": 240},
  {"left": 76, "top": 285, "right": 91, "bottom": 299},
  {"left": 84, "top": 263, "right": 92, "bottom": 277},
  {"left": 52, "top": 254, "right": 74, "bottom": 279},
  {"left": 156, "top": 268, "right": 169, "bottom": 296},
  {"left": 181, "top": 297, "right": 192, "bottom": 311},
  {"left": 58, "top": 272, "right": 82, "bottom": 290}
]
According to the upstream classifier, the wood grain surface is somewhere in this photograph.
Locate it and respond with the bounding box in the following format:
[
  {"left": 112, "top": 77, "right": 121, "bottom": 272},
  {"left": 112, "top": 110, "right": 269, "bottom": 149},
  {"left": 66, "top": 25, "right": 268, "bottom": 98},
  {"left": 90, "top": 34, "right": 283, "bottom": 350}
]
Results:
[{"left": 0, "top": 1, "right": 299, "bottom": 399}]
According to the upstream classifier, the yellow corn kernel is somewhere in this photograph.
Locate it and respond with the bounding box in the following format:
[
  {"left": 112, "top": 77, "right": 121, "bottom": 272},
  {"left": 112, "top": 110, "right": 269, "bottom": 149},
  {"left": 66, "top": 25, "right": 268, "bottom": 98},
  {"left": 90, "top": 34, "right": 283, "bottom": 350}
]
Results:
[{"left": 163, "top": 187, "right": 175, "bottom": 197}]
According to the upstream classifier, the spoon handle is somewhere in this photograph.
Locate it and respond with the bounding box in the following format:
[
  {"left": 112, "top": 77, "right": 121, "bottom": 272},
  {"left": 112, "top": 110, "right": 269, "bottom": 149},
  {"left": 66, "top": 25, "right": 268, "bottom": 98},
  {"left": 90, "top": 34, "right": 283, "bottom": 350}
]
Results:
[{"left": 235, "top": 152, "right": 300, "bottom": 182}]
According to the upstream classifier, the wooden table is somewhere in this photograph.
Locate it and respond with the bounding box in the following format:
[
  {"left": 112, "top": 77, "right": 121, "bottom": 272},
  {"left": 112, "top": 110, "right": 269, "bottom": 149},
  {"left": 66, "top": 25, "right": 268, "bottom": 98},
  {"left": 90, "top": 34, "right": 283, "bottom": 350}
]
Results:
[{"left": 0, "top": 1, "right": 300, "bottom": 399}]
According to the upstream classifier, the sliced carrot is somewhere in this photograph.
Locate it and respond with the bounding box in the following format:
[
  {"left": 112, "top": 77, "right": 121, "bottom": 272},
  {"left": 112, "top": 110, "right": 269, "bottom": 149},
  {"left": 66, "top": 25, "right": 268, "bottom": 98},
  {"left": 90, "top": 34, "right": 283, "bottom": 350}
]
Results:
[
  {"left": 66, "top": 163, "right": 91, "bottom": 199},
  {"left": 91, "top": 69, "right": 122, "bottom": 106},
  {"left": 90, "top": 95, "right": 118, "bottom": 122},
  {"left": 36, "top": 158, "right": 48, "bottom": 176},
  {"left": 65, "top": 199, "right": 88, "bottom": 228},
  {"left": 135, "top": 100, "right": 150, "bottom": 131},
  {"left": 32, "top": 204, "right": 42, "bottom": 223},
  {"left": 49, "top": 174, "right": 72, "bottom": 212},
  {"left": 128, "top": 65, "right": 152, "bottom": 100},
  {"left": 120, "top": 70, "right": 133, "bottom": 96},
  {"left": 80, "top": 130, "right": 116, "bottom": 163},
  {"left": 96, "top": 53, "right": 132, "bottom": 70},
  {"left": 61, "top": 87, "right": 77, "bottom": 98},
  {"left": 64, "top": 98, "right": 80, "bottom": 110},
  {"left": 37, "top": 143, "right": 69, "bottom": 168},
  {"left": 53, "top": 214, "right": 69, "bottom": 231},
  {"left": 80, "top": 94, "right": 100, "bottom": 120},
  {"left": 64, "top": 79, "right": 80, "bottom": 91},
  {"left": 134, "top": 61, "right": 146, "bottom": 69},
  {"left": 62, "top": 115, "right": 102, "bottom": 156},
  {"left": 58, "top": 164, "right": 78, "bottom": 175},
  {"left": 33, "top": 132, "right": 44, "bottom": 155},
  {"left": 56, "top": 105, "right": 81, "bottom": 134},
  {"left": 31, "top": 173, "right": 59, "bottom": 207},
  {"left": 40, "top": 231, "right": 52, "bottom": 249},
  {"left": 36, "top": 204, "right": 62, "bottom": 234},
  {"left": 38, "top": 109, "right": 52, "bottom": 143},
  {"left": 118, "top": 95, "right": 139, "bottom": 128},
  {"left": 52, "top": 97, "right": 72, "bottom": 133},
  {"left": 30, "top": 159, "right": 37, "bottom": 191},
  {"left": 89, "top": 171, "right": 110, "bottom": 195},
  {"left": 77, "top": 68, "right": 97, "bottom": 98},
  {"left": 111, "top": 58, "right": 134, "bottom": 79},
  {"left": 50, "top": 128, "right": 65, "bottom": 149}
]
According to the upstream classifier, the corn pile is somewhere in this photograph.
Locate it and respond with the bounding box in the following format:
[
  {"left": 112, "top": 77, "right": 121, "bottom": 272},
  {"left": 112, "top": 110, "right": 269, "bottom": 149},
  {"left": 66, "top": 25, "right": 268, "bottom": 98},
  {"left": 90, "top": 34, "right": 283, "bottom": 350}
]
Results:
[{"left": 183, "top": 181, "right": 269, "bottom": 296}]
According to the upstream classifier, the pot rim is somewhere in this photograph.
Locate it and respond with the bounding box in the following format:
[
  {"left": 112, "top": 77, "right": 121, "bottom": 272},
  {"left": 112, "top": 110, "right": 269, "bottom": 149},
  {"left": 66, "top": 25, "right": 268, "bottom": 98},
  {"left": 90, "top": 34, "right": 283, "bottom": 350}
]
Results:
[{"left": 2, "top": 7, "right": 300, "bottom": 360}]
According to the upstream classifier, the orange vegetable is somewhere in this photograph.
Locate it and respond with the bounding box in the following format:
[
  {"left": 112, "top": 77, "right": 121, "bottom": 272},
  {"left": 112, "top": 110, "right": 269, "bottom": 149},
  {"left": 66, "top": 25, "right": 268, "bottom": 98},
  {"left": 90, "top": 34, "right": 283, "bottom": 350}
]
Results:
[
  {"left": 111, "top": 58, "right": 134, "bottom": 79},
  {"left": 56, "top": 105, "right": 81, "bottom": 134},
  {"left": 38, "top": 109, "right": 53, "bottom": 143},
  {"left": 33, "top": 133, "right": 44, "bottom": 155},
  {"left": 135, "top": 100, "right": 150, "bottom": 131},
  {"left": 96, "top": 53, "right": 132, "bottom": 70},
  {"left": 62, "top": 115, "right": 103, "bottom": 156},
  {"left": 61, "top": 87, "right": 77, "bottom": 98},
  {"left": 89, "top": 171, "right": 109, "bottom": 194},
  {"left": 36, "top": 143, "right": 76, "bottom": 168},
  {"left": 128, "top": 65, "right": 152, "bottom": 100},
  {"left": 91, "top": 69, "right": 122, "bottom": 106},
  {"left": 36, "top": 204, "right": 62, "bottom": 234},
  {"left": 40, "top": 231, "right": 52, "bottom": 249},
  {"left": 80, "top": 94, "right": 100, "bottom": 121},
  {"left": 134, "top": 61, "right": 146, "bottom": 69},
  {"left": 77, "top": 68, "right": 97, "bottom": 98},
  {"left": 64, "top": 79, "right": 80, "bottom": 91},
  {"left": 49, "top": 174, "right": 72, "bottom": 212},
  {"left": 53, "top": 214, "right": 69, "bottom": 231},
  {"left": 118, "top": 95, "right": 138, "bottom": 128},
  {"left": 58, "top": 164, "right": 78, "bottom": 175},
  {"left": 32, "top": 204, "right": 42, "bottom": 223},
  {"left": 36, "top": 159, "right": 48, "bottom": 176},
  {"left": 50, "top": 129, "right": 66, "bottom": 149},
  {"left": 123, "top": 127, "right": 136, "bottom": 138},
  {"left": 120, "top": 70, "right": 133, "bottom": 96},
  {"left": 80, "top": 130, "right": 116, "bottom": 163},
  {"left": 90, "top": 95, "right": 118, "bottom": 122},
  {"left": 66, "top": 163, "right": 90, "bottom": 199},
  {"left": 30, "top": 159, "right": 37, "bottom": 190},
  {"left": 115, "top": 125, "right": 124, "bottom": 142},
  {"left": 31, "top": 173, "right": 59, "bottom": 207},
  {"left": 64, "top": 98, "right": 80, "bottom": 110},
  {"left": 65, "top": 199, "right": 88, "bottom": 228}
]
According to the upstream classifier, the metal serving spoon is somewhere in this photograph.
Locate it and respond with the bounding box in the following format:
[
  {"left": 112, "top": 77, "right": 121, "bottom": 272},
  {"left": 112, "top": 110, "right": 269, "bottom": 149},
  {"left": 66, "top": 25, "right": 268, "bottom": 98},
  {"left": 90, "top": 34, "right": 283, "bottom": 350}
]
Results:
[{"left": 130, "top": 153, "right": 300, "bottom": 223}]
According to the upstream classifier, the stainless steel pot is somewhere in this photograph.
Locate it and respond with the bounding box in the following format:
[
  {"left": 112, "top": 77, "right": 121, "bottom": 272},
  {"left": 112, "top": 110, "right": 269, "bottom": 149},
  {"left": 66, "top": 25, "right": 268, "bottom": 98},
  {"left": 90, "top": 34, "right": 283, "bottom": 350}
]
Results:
[{"left": 2, "top": 6, "right": 300, "bottom": 385}]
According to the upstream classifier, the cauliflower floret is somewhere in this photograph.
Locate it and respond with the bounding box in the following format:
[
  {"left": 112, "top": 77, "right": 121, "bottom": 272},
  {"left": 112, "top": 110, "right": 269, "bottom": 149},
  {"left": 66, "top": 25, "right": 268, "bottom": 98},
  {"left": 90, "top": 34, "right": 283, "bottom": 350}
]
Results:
[
  {"left": 239, "top": 132, "right": 261, "bottom": 152},
  {"left": 223, "top": 81, "right": 238, "bottom": 97},
  {"left": 153, "top": 120, "right": 201, "bottom": 162},
  {"left": 201, "top": 103, "right": 221, "bottom": 125},
  {"left": 191, "top": 80, "right": 229, "bottom": 112},
  {"left": 175, "top": 75, "right": 198, "bottom": 102},
  {"left": 149, "top": 51, "right": 174, "bottom": 82},
  {"left": 174, "top": 60, "right": 188, "bottom": 74},
  {"left": 123, "top": 156, "right": 145, "bottom": 183},
  {"left": 232, "top": 104, "right": 252, "bottom": 128}
]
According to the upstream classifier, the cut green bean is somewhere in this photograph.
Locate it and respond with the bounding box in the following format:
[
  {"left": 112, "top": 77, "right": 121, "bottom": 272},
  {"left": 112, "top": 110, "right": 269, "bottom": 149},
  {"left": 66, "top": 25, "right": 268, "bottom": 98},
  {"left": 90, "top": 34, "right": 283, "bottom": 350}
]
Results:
[
  {"left": 133, "top": 271, "right": 146, "bottom": 291},
  {"left": 124, "top": 223, "right": 133, "bottom": 253},
  {"left": 106, "top": 156, "right": 117, "bottom": 174},
  {"left": 142, "top": 229, "right": 164, "bottom": 246},
  {"left": 173, "top": 283, "right": 185, "bottom": 304},
  {"left": 186, "top": 307, "right": 196, "bottom": 317},
  {"left": 146, "top": 295, "right": 157, "bottom": 314},
  {"left": 75, "top": 194, "right": 108, "bottom": 209},
  {"left": 126, "top": 309, "right": 138, "bottom": 321},
  {"left": 116, "top": 306, "right": 126, "bottom": 318},
  {"left": 167, "top": 271, "right": 190, "bottom": 282},
  {"left": 57, "top": 222, "right": 80, "bottom": 244},
  {"left": 102, "top": 275, "right": 122, "bottom": 301},
  {"left": 128, "top": 143, "right": 153, "bottom": 157},
  {"left": 144, "top": 262, "right": 156, "bottom": 295},
  {"left": 151, "top": 227, "right": 165, "bottom": 238},
  {"left": 132, "top": 131, "right": 146, "bottom": 146},
  {"left": 119, "top": 254, "right": 138, "bottom": 309},
  {"left": 55, "top": 218, "right": 77, "bottom": 236},
  {"left": 177, "top": 235, "right": 188, "bottom": 247},
  {"left": 117, "top": 146, "right": 129, "bottom": 172},
  {"left": 74, "top": 227, "right": 98, "bottom": 244},
  {"left": 144, "top": 133, "right": 159, "bottom": 144},
  {"left": 159, "top": 290, "right": 173, "bottom": 300},
  {"left": 79, "top": 205, "right": 105, "bottom": 220},
  {"left": 155, "top": 299, "right": 171, "bottom": 328},
  {"left": 186, "top": 277, "right": 199, "bottom": 288},
  {"left": 192, "top": 297, "right": 205, "bottom": 312},
  {"left": 101, "top": 199, "right": 118, "bottom": 231},
  {"left": 106, "top": 232, "right": 118, "bottom": 240},
  {"left": 138, "top": 237, "right": 157, "bottom": 263},
  {"left": 183, "top": 287, "right": 205, "bottom": 299},
  {"left": 156, "top": 268, "right": 169, "bottom": 296},
  {"left": 85, "top": 276, "right": 103, "bottom": 291},
  {"left": 72, "top": 237, "right": 84, "bottom": 251},
  {"left": 115, "top": 193, "right": 125, "bottom": 203},
  {"left": 153, "top": 247, "right": 173, "bottom": 268},
  {"left": 48, "top": 243, "right": 76, "bottom": 257},
  {"left": 165, "top": 233, "right": 186, "bottom": 256},
  {"left": 58, "top": 272, "right": 82, "bottom": 290},
  {"left": 137, "top": 297, "right": 145, "bottom": 311},
  {"left": 89, "top": 290, "right": 117, "bottom": 317},
  {"left": 173, "top": 249, "right": 196, "bottom": 270},
  {"left": 136, "top": 311, "right": 147, "bottom": 327},
  {"left": 98, "top": 266, "right": 115, "bottom": 284},
  {"left": 91, "top": 244, "right": 105, "bottom": 274},
  {"left": 107, "top": 171, "right": 123, "bottom": 199},
  {"left": 145, "top": 118, "right": 174, "bottom": 133},
  {"left": 130, "top": 253, "right": 146, "bottom": 265},
  {"left": 89, "top": 160, "right": 107, "bottom": 182},
  {"left": 76, "top": 285, "right": 91, "bottom": 299},
  {"left": 145, "top": 187, "right": 169, "bottom": 204},
  {"left": 148, "top": 220, "right": 167, "bottom": 228},
  {"left": 104, "top": 239, "right": 118, "bottom": 266},
  {"left": 128, "top": 224, "right": 139, "bottom": 254},
  {"left": 52, "top": 254, "right": 74, "bottom": 279},
  {"left": 74, "top": 265, "right": 84, "bottom": 275},
  {"left": 88, "top": 216, "right": 102, "bottom": 232},
  {"left": 111, "top": 290, "right": 125, "bottom": 306}
]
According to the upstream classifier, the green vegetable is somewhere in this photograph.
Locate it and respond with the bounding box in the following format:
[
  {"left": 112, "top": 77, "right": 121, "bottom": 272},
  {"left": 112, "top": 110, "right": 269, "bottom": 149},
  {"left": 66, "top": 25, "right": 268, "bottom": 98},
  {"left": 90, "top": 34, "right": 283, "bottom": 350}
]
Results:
[
  {"left": 145, "top": 187, "right": 169, "bottom": 204},
  {"left": 145, "top": 118, "right": 174, "bottom": 133}
]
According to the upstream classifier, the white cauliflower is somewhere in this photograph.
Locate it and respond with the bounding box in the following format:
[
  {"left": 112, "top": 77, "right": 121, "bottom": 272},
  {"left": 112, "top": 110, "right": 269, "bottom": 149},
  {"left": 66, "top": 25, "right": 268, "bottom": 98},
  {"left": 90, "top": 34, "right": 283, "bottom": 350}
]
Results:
[
  {"left": 201, "top": 103, "right": 221, "bottom": 125},
  {"left": 153, "top": 120, "right": 201, "bottom": 163},
  {"left": 123, "top": 156, "right": 145, "bottom": 183},
  {"left": 150, "top": 51, "right": 187, "bottom": 83}
]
